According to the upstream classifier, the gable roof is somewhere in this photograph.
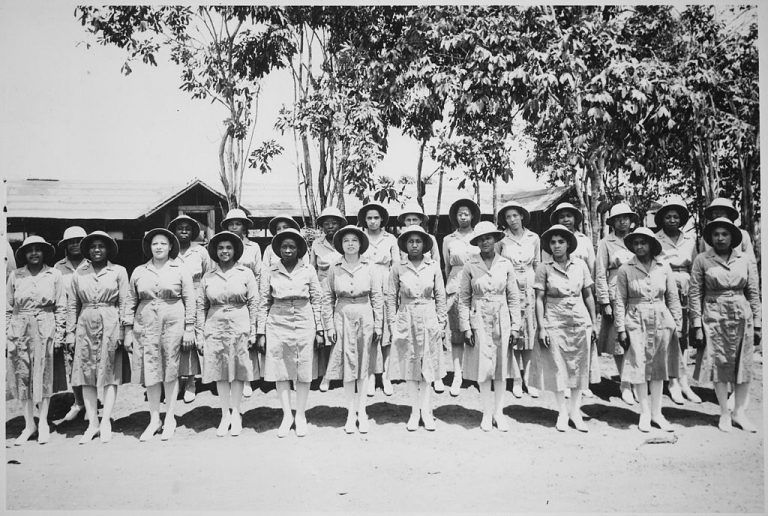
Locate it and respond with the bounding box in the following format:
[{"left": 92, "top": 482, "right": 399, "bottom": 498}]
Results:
[
  {"left": 240, "top": 171, "right": 572, "bottom": 218},
  {"left": 6, "top": 178, "right": 226, "bottom": 220}
]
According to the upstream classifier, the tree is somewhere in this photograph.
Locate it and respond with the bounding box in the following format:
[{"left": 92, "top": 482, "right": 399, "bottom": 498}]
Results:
[{"left": 75, "top": 6, "right": 293, "bottom": 210}]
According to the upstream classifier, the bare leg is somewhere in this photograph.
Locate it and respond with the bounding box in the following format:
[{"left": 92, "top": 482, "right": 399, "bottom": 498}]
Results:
[
  {"left": 216, "top": 381, "right": 231, "bottom": 436},
  {"left": 679, "top": 348, "right": 701, "bottom": 403},
  {"left": 37, "top": 397, "right": 51, "bottom": 444},
  {"left": 141, "top": 383, "right": 163, "bottom": 442},
  {"left": 492, "top": 379, "right": 509, "bottom": 431},
  {"left": 15, "top": 400, "right": 37, "bottom": 445},
  {"left": 357, "top": 377, "right": 370, "bottom": 433},
  {"left": 99, "top": 385, "right": 117, "bottom": 442},
  {"left": 183, "top": 376, "right": 196, "bottom": 403},
  {"left": 521, "top": 350, "right": 538, "bottom": 397},
  {"left": 161, "top": 379, "right": 179, "bottom": 440},
  {"left": 555, "top": 391, "right": 568, "bottom": 431},
  {"left": 615, "top": 355, "right": 635, "bottom": 405},
  {"left": 569, "top": 389, "right": 588, "bottom": 432},
  {"left": 294, "top": 381, "right": 310, "bottom": 436},
  {"left": 230, "top": 380, "right": 244, "bottom": 436},
  {"left": 714, "top": 381, "right": 731, "bottom": 432},
  {"left": 406, "top": 380, "right": 420, "bottom": 431},
  {"left": 648, "top": 380, "right": 673, "bottom": 431},
  {"left": 636, "top": 382, "right": 651, "bottom": 432},
  {"left": 479, "top": 380, "right": 493, "bottom": 431},
  {"left": 275, "top": 381, "right": 293, "bottom": 437},
  {"left": 381, "top": 347, "right": 393, "bottom": 395},
  {"left": 343, "top": 381, "right": 356, "bottom": 433},
  {"left": 732, "top": 382, "right": 757, "bottom": 432},
  {"left": 78, "top": 386, "right": 100, "bottom": 444},
  {"left": 420, "top": 380, "right": 435, "bottom": 430},
  {"left": 450, "top": 352, "right": 463, "bottom": 396}
]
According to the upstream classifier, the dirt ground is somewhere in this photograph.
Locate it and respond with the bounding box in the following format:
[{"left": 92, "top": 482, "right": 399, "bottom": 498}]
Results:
[{"left": 4, "top": 354, "right": 764, "bottom": 512}]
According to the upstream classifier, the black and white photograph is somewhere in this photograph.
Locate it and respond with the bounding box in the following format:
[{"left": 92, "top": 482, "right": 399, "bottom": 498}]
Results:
[{"left": 2, "top": 1, "right": 764, "bottom": 512}]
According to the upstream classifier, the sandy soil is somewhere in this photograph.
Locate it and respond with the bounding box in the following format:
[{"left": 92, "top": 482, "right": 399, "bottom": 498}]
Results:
[{"left": 4, "top": 354, "right": 764, "bottom": 512}]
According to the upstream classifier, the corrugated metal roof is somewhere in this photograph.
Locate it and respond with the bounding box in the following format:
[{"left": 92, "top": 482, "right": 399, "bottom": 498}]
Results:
[
  {"left": 7, "top": 178, "right": 225, "bottom": 220},
  {"left": 240, "top": 172, "right": 572, "bottom": 218}
]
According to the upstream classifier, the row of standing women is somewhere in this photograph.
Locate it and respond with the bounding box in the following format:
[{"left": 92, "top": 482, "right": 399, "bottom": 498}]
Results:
[{"left": 6, "top": 195, "right": 761, "bottom": 444}]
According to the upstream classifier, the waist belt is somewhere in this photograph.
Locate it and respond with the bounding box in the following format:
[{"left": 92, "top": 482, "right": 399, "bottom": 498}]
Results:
[
  {"left": 82, "top": 302, "right": 117, "bottom": 309},
  {"left": 671, "top": 266, "right": 690, "bottom": 273},
  {"left": 401, "top": 296, "right": 435, "bottom": 306},
  {"left": 273, "top": 297, "right": 310, "bottom": 305},
  {"left": 336, "top": 295, "right": 369, "bottom": 304},
  {"left": 474, "top": 294, "right": 506, "bottom": 303},
  {"left": 547, "top": 294, "right": 579, "bottom": 299},
  {"left": 627, "top": 297, "right": 665, "bottom": 305},
  {"left": 13, "top": 305, "right": 55, "bottom": 315},
  {"left": 705, "top": 289, "right": 745, "bottom": 298},
  {"left": 209, "top": 302, "right": 247, "bottom": 308},
  {"left": 139, "top": 298, "right": 181, "bottom": 304}
]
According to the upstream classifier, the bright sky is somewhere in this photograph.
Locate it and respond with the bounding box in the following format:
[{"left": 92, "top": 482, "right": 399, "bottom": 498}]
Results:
[{"left": 0, "top": 2, "right": 543, "bottom": 195}]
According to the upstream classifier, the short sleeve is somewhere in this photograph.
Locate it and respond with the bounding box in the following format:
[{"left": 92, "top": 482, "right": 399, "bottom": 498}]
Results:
[
  {"left": 580, "top": 260, "right": 594, "bottom": 290},
  {"left": 533, "top": 263, "right": 547, "bottom": 291}
]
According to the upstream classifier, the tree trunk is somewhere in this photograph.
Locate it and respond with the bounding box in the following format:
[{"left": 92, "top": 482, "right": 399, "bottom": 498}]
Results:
[
  {"left": 301, "top": 132, "right": 317, "bottom": 223},
  {"left": 434, "top": 166, "right": 445, "bottom": 234},
  {"left": 416, "top": 138, "right": 426, "bottom": 211},
  {"left": 318, "top": 133, "right": 328, "bottom": 209},
  {"left": 492, "top": 175, "right": 499, "bottom": 225},
  {"left": 218, "top": 130, "right": 233, "bottom": 210}
]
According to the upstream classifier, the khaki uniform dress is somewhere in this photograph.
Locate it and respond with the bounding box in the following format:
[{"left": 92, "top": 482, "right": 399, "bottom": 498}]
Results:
[
  {"left": 363, "top": 230, "right": 399, "bottom": 374},
  {"left": 595, "top": 233, "right": 635, "bottom": 355},
  {"left": 656, "top": 229, "right": 697, "bottom": 373},
  {"left": 124, "top": 261, "right": 195, "bottom": 386},
  {"left": 614, "top": 257, "right": 682, "bottom": 383},
  {"left": 175, "top": 244, "right": 209, "bottom": 376},
  {"left": 54, "top": 257, "right": 80, "bottom": 391},
  {"left": 309, "top": 236, "right": 341, "bottom": 377},
  {"left": 67, "top": 261, "right": 130, "bottom": 388},
  {"left": 197, "top": 264, "right": 259, "bottom": 383},
  {"left": 497, "top": 228, "right": 540, "bottom": 351},
  {"left": 442, "top": 230, "right": 479, "bottom": 371},
  {"left": 690, "top": 249, "right": 761, "bottom": 384},
  {"left": 6, "top": 265, "right": 66, "bottom": 402},
  {"left": 529, "top": 258, "right": 594, "bottom": 392},
  {"left": 258, "top": 262, "right": 331, "bottom": 382},
  {"left": 324, "top": 258, "right": 384, "bottom": 381},
  {"left": 458, "top": 254, "right": 522, "bottom": 382},
  {"left": 386, "top": 259, "right": 447, "bottom": 382}
]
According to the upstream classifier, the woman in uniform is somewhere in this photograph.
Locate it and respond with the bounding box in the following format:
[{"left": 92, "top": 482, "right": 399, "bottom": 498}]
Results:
[
  {"left": 359, "top": 202, "right": 399, "bottom": 397},
  {"left": 654, "top": 196, "right": 702, "bottom": 404},
  {"left": 67, "top": 231, "right": 129, "bottom": 443},
  {"left": 257, "top": 228, "right": 331, "bottom": 437},
  {"left": 614, "top": 227, "right": 682, "bottom": 432},
  {"left": 324, "top": 225, "right": 384, "bottom": 434},
  {"left": 530, "top": 225, "right": 598, "bottom": 432},
  {"left": 7, "top": 236, "right": 66, "bottom": 445},
  {"left": 700, "top": 198, "right": 756, "bottom": 260},
  {"left": 263, "top": 216, "right": 306, "bottom": 269},
  {"left": 309, "top": 207, "right": 344, "bottom": 392},
  {"left": 442, "top": 199, "right": 480, "bottom": 397},
  {"left": 397, "top": 203, "right": 442, "bottom": 391},
  {"left": 595, "top": 203, "right": 639, "bottom": 405},
  {"left": 387, "top": 225, "right": 447, "bottom": 431},
  {"left": 221, "top": 208, "right": 261, "bottom": 398},
  {"left": 168, "top": 215, "right": 209, "bottom": 403},
  {"left": 458, "top": 221, "right": 521, "bottom": 432},
  {"left": 124, "top": 229, "right": 195, "bottom": 442},
  {"left": 690, "top": 217, "right": 761, "bottom": 433},
  {"left": 54, "top": 226, "right": 87, "bottom": 424},
  {"left": 197, "top": 231, "right": 259, "bottom": 437},
  {"left": 497, "top": 202, "right": 539, "bottom": 398}
]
